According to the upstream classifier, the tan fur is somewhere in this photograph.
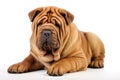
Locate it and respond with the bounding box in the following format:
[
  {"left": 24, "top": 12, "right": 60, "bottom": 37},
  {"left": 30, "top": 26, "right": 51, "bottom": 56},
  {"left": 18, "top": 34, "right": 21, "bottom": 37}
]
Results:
[{"left": 8, "top": 6, "right": 105, "bottom": 76}]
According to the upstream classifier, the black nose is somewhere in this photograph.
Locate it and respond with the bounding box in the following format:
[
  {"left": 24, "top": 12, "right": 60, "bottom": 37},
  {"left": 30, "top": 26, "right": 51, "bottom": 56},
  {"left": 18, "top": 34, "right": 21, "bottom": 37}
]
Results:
[{"left": 42, "top": 30, "right": 52, "bottom": 38}]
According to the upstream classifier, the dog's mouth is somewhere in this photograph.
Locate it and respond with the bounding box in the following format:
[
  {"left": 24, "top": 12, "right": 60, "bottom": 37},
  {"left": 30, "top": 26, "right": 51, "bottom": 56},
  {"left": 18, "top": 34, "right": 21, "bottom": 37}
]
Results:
[{"left": 40, "top": 39, "right": 59, "bottom": 53}]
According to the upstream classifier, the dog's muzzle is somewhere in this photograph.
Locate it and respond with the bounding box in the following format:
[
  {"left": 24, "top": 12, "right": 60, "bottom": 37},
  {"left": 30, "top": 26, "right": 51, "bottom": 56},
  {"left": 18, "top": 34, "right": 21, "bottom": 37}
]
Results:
[
  {"left": 37, "top": 24, "right": 60, "bottom": 55},
  {"left": 40, "top": 29, "right": 53, "bottom": 50}
]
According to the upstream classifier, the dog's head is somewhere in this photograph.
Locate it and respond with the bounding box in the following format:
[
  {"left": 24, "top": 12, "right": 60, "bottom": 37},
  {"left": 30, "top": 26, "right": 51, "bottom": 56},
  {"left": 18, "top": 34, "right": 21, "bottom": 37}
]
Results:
[{"left": 29, "top": 6, "right": 74, "bottom": 62}]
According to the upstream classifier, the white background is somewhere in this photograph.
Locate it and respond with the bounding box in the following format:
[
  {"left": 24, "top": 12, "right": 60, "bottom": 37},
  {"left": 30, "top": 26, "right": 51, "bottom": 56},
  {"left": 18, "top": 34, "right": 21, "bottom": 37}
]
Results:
[{"left": 0, "top": 0, "right": 120, "bottom": 80}]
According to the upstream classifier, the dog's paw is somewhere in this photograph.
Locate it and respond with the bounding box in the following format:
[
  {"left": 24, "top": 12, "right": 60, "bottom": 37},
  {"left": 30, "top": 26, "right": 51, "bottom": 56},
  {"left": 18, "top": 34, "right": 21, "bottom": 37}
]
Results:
[
  {"left": 89, "top": 59, "right": 104, "bottom": 68},
  {"left": 47, "top": 63, "right": 67, "bottom": 76},
  {"left": 8, "top": 62, "right": 30, "bottom": 73}
]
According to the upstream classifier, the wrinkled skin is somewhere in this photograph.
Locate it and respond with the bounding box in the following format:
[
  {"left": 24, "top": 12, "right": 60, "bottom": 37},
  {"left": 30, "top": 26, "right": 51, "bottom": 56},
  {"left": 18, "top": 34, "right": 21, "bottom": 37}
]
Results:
[{"left": 8, "top": 6, "right": 105, "bottom": 76}]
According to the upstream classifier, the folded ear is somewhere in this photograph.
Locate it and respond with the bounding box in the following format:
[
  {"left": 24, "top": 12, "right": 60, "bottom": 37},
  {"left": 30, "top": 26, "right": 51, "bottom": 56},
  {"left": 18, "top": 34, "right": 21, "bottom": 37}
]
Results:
[
  {"left": 59, "top": 9, "right": 74, "bottom": 25},
  {"left": 28, "top": 8, "right": 43, "bottom": 22}
]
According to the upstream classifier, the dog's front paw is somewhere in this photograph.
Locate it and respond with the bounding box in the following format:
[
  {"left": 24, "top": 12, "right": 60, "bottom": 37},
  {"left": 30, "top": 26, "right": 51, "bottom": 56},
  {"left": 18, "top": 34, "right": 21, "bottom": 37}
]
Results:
[
  {"left": 8, "top": 62, "right": 30, "bottom": 73},
  {"left": 47, "top": 63, "right": 67, "bottom": 76}
]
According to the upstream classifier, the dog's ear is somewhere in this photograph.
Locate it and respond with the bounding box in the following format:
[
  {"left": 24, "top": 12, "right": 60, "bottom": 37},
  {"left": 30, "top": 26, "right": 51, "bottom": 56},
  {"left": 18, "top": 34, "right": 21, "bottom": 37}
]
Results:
[
  {"left": 59, "top": 9, "right": 74, "bottom": 25},
  {"left": 28, "top": 8, "right": 43, "bottom": 22}
]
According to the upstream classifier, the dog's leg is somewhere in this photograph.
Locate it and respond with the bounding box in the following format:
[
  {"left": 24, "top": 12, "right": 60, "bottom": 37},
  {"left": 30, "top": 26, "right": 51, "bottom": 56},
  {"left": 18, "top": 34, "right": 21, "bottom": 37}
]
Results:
[
  {"left": 47, "top": 56, "right": 87, "bottom": 76},
  {"left": 85, "top": 32, "right": 105, "bottom": 68},
  {"left": 8, "top": 54, "right": 43, "bottom": 73}
]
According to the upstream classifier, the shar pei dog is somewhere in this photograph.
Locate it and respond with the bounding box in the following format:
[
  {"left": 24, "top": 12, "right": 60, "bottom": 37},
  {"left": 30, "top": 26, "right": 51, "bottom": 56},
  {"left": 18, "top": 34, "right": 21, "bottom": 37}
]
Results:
[{"left": 8, "top": 6, "right": 105, "bottom": 76}]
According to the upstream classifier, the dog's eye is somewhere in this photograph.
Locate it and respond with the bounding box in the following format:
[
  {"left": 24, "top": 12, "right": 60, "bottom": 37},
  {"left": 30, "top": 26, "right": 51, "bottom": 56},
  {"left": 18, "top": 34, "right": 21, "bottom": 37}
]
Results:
[
  {"left": 37, "top": 20, "right": 43, "bottom": 27},
  {"left": 55, "top": 21, "right": 60, "bottom": 28}
]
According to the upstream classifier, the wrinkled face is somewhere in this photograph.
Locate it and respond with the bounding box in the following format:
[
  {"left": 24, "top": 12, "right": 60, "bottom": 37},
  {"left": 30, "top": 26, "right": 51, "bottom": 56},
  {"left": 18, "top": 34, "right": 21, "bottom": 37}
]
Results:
[
  {"left": 36, "top": 15, "right": 60, "bottom": 53},
  {"left": 29, "top": 6, "right": 74, "bottom": 57}
]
